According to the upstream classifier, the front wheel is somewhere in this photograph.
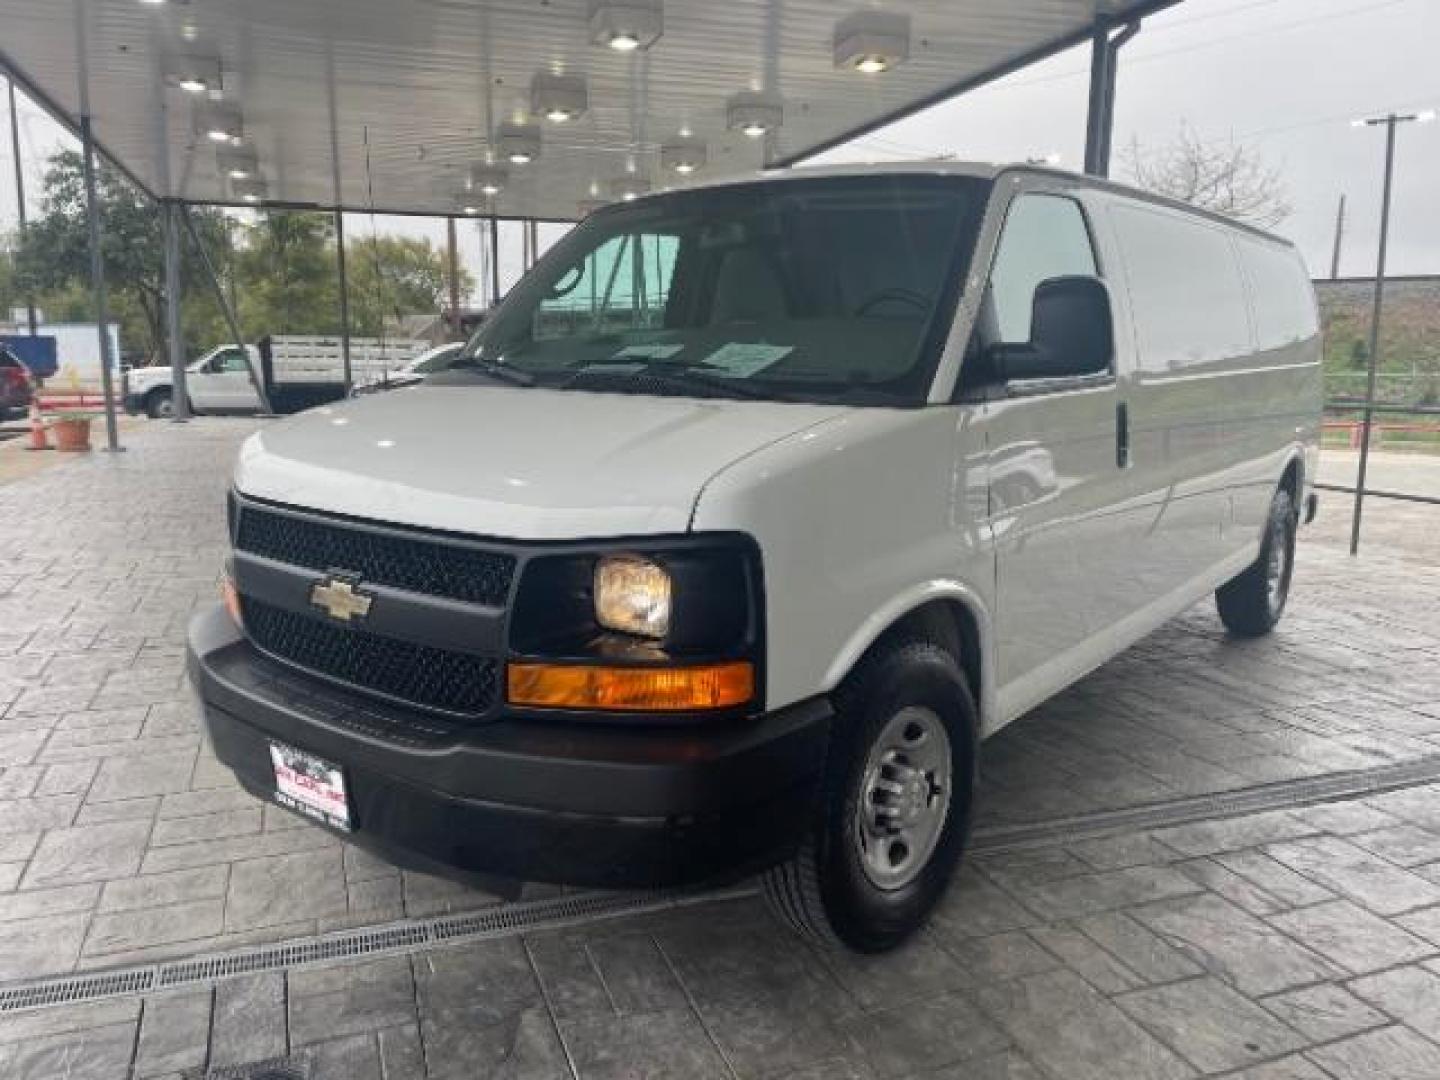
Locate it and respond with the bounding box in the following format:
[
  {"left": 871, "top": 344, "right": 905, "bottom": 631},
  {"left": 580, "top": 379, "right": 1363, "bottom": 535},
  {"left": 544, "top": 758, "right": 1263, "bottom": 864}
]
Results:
[
  {"left": 763, "top": 639, "right": 977, "bottom": 953},
  {"left": 144, "top": 388, "right": 174, "bottom": 420},
  {"left": 1216, "top": 487, "right": 1297, "bottom": 637}
]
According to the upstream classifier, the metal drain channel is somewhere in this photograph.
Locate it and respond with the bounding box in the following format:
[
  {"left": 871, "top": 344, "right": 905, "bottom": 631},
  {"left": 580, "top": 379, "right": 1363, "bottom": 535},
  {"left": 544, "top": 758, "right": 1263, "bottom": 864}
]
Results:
[
  {"left": 971, "top": 753, "right": 1440, "bottom": 853},
  {"left": 5, "top": 756, "right": 1440, "bottom": 1017},
  {"left": 0, "top": 885, "right": 752, "bottom": 1015}
]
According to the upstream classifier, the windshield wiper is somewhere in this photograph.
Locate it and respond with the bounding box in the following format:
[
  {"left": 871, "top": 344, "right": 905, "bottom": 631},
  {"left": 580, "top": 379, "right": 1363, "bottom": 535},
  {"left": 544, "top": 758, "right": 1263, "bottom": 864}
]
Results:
[
  {"left": 449, "top": 356, "right": 536, "bottom": 387},
  {"left": 632, "top": 364, "right": 800, "bottom": 402}
]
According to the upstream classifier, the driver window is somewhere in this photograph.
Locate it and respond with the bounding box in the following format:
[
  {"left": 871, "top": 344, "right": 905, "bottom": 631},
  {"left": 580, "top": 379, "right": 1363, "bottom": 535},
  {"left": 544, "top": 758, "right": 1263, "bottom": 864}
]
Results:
[
  {"left": 534, "top": 232, "right": 679, "bottom": 341},
  {"left": 988, "top": 195, "right": 1098, "bottom": 343},
  {"left": 213, "top": 349, "right": 250, "bottom": 374}
]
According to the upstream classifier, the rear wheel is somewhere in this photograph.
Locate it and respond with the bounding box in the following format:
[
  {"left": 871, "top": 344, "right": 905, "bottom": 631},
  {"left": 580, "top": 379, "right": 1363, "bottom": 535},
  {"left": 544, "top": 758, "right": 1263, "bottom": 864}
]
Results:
[
  {"left": 1216, "top": 486, "right": 1296, "bottom": 637},
  {"left": 763, "top": 639, "right": 977, "bottom": 953},
  {"left": 145, "top": 389, "right": 174, "bottom": 419}
]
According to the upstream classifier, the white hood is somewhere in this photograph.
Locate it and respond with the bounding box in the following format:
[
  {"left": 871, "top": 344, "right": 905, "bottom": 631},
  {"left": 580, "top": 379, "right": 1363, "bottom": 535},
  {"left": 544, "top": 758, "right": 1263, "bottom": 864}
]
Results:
[{"left": 234, "top": 384, "right": 844, "bottom": 539}]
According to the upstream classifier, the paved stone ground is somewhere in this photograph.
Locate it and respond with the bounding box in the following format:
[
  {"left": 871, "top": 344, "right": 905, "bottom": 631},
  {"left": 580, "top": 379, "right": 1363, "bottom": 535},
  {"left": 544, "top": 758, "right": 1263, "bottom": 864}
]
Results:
[{"left": 2, "top": 418, "right": 1440, "bottom": 1078}]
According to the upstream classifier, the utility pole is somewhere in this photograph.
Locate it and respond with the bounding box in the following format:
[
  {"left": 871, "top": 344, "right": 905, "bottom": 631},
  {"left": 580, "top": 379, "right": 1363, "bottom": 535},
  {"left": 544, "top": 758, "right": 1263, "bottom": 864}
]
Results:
[
  {"left": 7, "top": 77, "right": 38, "bottom": 334},
  {"left": 1329, "top": 194, "right": 1346, "bottom": 280},
  {"left": 1348, "top": 109, "right": 1435, "bottom": 556}
]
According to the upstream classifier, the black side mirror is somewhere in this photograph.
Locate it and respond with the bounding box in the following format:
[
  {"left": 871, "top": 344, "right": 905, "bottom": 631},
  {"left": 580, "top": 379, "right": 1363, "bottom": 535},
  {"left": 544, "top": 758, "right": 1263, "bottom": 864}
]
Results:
[{"left": 988, "top": 275, "right": 1114, "bottom": 382}]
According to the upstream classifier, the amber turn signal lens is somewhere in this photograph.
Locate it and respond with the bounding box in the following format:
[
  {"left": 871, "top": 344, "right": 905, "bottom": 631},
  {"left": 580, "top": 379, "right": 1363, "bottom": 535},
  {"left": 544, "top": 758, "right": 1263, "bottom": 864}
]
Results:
[
  {"left": 221, "top": 574, "right": 243, "bottom": 627},
  {"left": 507, "top": 661, "right": 754, "bottom": 712}
]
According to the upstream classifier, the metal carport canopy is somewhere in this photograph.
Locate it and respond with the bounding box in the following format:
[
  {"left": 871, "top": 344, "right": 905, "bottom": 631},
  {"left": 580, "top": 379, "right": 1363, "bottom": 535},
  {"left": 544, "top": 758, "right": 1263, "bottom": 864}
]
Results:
[{"left": 1, "top": 0, "right": 1179, "bottom": 221}]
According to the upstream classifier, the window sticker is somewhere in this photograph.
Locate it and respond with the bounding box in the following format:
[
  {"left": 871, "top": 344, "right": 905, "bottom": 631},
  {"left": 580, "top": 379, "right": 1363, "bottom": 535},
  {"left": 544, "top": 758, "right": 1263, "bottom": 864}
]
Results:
[
  {"left": 612, "top": 343, "right": 685, "bottom": 362},
  {"left": 703, "top": 343, "right": 794, "bottom": 378}
]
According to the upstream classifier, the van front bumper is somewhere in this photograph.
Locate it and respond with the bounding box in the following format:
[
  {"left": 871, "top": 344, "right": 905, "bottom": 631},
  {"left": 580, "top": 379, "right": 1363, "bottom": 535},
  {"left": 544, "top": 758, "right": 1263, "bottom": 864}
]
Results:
[{"left": 186, "top": 605, "right": 830, "bottom": 890}]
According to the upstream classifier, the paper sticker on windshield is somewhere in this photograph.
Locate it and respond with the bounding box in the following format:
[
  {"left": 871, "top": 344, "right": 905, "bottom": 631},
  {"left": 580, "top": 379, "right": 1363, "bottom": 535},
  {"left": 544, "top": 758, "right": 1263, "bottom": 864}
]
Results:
[
  {"left": 703, "top": 343, "right": 793, "bottom": 378},
  {"left": 613, "top": 343, "right": 685, "bottom": 362}
]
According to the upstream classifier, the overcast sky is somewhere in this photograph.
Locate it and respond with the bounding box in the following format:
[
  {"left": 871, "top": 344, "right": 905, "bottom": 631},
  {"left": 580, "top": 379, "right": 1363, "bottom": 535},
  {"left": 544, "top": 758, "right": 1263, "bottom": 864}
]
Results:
[{"left": 3, "top": 0, "right": 1437, "bottom": 303}]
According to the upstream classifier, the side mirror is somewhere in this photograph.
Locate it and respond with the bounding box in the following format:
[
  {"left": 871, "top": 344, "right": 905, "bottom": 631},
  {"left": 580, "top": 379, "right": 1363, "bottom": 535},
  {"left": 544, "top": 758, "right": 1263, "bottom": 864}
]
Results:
[{"left": 988, "top": 275, "right": 1114, "bottom": 383}]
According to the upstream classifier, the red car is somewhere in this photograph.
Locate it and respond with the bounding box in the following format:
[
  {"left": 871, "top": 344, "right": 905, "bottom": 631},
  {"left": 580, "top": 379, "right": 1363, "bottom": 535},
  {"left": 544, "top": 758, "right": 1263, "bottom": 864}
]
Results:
[{"left": 0, "top": 348, "right": 35, "bottom": 422}]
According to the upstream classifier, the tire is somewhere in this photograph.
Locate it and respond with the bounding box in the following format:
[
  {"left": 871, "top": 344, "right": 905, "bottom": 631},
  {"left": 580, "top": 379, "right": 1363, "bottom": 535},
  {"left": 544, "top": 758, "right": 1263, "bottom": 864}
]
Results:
[
  {"left": 145, "top": 388, "right": 174, "bottom": 420},
  {"left": 763, "top": 638, "right": 977, "bottom": 953},
  {"left": 1216, "top": 486, "right": 1297, "bottom": 638}
]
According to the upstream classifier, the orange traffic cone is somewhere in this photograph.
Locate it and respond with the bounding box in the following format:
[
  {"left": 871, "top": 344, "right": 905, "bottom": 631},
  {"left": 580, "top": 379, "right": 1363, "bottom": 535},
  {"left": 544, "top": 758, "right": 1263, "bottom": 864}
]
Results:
[{"left": 27, "top": 402, "right": 50, "bottom": 451}]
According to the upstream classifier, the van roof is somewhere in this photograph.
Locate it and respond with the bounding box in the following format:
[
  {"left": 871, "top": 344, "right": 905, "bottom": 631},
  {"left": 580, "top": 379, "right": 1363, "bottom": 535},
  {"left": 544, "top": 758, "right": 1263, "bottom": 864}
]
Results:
[{"left": 631, "top": 160, "right": 1296, "bottom": 250}]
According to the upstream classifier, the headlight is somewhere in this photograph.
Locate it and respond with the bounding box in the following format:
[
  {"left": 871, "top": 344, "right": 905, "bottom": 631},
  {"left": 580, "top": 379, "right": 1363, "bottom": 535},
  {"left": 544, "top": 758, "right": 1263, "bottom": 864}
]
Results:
[{"left": 594, "top": 554, "right": 671, "bottom": 639}]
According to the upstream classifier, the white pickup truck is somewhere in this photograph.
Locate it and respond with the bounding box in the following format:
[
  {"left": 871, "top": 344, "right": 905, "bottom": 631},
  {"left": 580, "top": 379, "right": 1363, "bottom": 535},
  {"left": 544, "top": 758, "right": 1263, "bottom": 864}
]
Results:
[{"left": 124, "top": 336, "right": 426, "bottom": 418}]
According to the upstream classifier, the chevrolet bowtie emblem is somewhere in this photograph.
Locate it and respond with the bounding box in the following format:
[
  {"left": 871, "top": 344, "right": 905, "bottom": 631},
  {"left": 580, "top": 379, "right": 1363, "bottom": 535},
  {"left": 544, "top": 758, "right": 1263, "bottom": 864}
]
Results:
[{"left": 309, "top": 576, "right": 374, "bottom": 622}]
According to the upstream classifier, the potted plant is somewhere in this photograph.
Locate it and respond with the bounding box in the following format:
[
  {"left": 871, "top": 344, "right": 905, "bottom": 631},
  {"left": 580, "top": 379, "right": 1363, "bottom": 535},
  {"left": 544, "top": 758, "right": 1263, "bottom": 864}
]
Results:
[{"left": 50, "top": 411, "right": 93, "bottom": 453}]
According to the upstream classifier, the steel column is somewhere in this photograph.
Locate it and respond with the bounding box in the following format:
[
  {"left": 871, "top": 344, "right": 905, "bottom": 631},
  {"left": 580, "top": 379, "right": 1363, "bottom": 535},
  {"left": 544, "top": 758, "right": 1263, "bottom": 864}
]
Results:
[
  {"left": 489, "top": 216, "right": 501, "bottom": 305},
  {"left": 163, "top": 199, "right": 189, "bottom": 420},
  {"left": 1351, "top": 118, "right": 1399, "bottom": 556},
  {"left": 1083, "top": 19, "right": 1140, "bottom": 178},
  {"left": 446, "top": 216, "right": 461, "bottom": 337},
  {"left": 79, "top": 115, "right": 121, "bottom": 451},
  {"left": 181, "top": 205, "right": 274, "bottom": 415},
  {"left": 334, "top": 210, "right": 352, "bottom": 392},
  {"left": 1329, "top": 194, "right": 1347, "bottom": 279},
  {"left": 7, "top": 77, "right": 37, "bottom": 335}
]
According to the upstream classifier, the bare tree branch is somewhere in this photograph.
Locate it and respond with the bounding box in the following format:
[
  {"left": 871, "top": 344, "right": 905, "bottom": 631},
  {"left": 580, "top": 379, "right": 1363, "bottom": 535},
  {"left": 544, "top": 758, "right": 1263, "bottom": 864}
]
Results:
[{"left": 1121, "top": 122, "right": 1292, "bottom": 229}]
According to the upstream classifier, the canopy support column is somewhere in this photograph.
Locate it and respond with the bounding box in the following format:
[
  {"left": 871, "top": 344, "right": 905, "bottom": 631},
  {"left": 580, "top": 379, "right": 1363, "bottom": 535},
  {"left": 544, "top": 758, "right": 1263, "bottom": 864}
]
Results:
[
  {"left": 7, "top": 77, "right": 38, "bottom": 336},
  {"left": 163, "top": 199, "right": 189, "bottom": 421},
  {"left": 79, "top": 113, "right": 121, "bottom": 452},
  {"left": 334, "top": 210, "right": 353, "bottom": 392},
  {"left": 447, "top": 216, "right": 462, "bottom": 337},
  {"left": 1084, "top": 18, "right": 1141, "bottom": 178}
]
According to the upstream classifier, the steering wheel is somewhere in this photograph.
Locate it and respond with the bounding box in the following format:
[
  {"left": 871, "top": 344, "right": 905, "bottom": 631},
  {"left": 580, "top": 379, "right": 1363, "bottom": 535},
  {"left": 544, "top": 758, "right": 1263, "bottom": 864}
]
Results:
[{"left": 854, "top": 288, "right": 930, "bottom": 317}]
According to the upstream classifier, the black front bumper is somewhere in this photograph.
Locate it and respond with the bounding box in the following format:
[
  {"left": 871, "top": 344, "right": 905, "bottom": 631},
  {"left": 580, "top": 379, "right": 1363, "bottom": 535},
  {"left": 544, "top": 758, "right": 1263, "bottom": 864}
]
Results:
[{"left": 187, "top": 605, "right": 830, "bottom": 889}]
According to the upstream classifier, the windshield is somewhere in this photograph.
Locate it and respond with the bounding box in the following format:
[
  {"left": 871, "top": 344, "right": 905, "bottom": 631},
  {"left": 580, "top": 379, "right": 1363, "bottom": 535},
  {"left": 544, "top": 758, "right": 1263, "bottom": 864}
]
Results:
[{"left": 456, "top": 175, "right": 989, "bottom": 406}]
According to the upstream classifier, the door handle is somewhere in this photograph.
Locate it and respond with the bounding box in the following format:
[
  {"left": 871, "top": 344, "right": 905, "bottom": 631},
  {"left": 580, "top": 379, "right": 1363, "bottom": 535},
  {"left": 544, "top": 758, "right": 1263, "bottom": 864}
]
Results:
[{"left": 1116, "top": 401, "right": 1130, "bottom": 469}]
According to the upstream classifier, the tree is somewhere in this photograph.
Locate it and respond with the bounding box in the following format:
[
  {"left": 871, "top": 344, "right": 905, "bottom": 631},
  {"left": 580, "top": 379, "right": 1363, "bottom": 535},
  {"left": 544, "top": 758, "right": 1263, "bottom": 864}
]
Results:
[
  {"left": 235, "top": 211, "right": 339, "bottom": 338},
  {"left": 12, "top": 150, "right": 233, "bottom": 362},
  {"left": 1123, "top": 124, "right": 1292, "bottom": 229},
  {"left": 346, "top": 235, "right": 472, "bottom": 337}
]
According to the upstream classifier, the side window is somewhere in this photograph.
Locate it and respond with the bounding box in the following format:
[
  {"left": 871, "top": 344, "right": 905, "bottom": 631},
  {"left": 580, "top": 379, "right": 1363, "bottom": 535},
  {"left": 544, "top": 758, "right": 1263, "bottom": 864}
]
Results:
[
  {"left": 988, "top": 195, "right": 1098, "bottom": 344},
  {"left": 1112, "top": 203, "right": 1253, "bottom": 374},
  {"left": 1239, "top": 240, "right": 1319, "bottom": 351},
  {"left": 534, "top": 231, "right": 679, "bottom": 341},
  {"left": 215, "top": 349, "right": 250, "bottom": 374}
]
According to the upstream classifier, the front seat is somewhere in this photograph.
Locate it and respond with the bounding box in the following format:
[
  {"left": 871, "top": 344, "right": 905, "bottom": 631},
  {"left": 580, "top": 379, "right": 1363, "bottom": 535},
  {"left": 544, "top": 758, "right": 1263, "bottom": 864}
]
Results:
[{"left": 710, "top": 247, "right": 788, "bottom": 324}]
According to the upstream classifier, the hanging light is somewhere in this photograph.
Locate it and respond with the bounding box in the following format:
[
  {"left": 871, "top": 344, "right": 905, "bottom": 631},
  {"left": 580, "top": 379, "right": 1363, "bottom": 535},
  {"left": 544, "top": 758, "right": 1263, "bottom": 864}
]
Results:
[
  {"left": 496, "top": 122, "right": 542, "bottom": 166},
  {"left": 607, "top": 175, "right": 650, "bottom": 202},
  {"left": 589, "top": 0, "right": 663, "bottom": 52},
  {"left": 197, "top": 103, "right": 243, "bottom": 144},
  {"left": 164, "top": 54, "right": 222, "bottom": 96},
  {"left": 833, "top": 11, "right": 911, "bottom": 74},
  {"left": 456, "top": 194, "right": 484, "bottom": 216},
  {"left": 577, "top": 198, "right": 609, "bottom": 217},
  {"left": 233, "top": 177, "right": 267, "bottom": 204},
  {"left": 469, "top": 165, "right": 509, "bottom": 198},
  {"left": 531, "top": 73, "right": 588, "bottom": 124},
  {"left": 726, "top": 92, "right": 783, "bottom": 139},
  {"left": 217, "top": 147, "right": 258, "bottom": 181},
  {"left": 660, "top": 140, "right": 707, "bottom": 175}
]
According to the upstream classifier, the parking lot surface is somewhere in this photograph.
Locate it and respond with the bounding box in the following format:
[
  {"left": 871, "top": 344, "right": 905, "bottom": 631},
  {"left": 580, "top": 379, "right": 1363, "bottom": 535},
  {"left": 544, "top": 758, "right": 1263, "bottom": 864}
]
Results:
[{"left": 2, "top": 418, "right": 1440, "bottom": 1078}]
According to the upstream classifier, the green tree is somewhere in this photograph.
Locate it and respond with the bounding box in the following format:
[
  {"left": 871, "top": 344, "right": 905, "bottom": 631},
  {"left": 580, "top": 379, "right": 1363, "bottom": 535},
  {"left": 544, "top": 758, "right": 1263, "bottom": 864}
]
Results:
[
  {"left": 235, "top": 211, "right": 339, "bottom": 338},
  {"left": 13, "top": 150, "right": 233, "bottom": 362},
  {"left": 346, "top": 235, "right": 471, "bottom": 337}
]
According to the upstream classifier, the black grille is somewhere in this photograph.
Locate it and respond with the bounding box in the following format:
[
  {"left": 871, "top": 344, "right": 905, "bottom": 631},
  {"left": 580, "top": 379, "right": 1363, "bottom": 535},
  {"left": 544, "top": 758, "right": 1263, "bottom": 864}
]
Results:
[
  {"left": 242, "top": 598, "right": 498, "bottom": 716},
  {"left": 236, "top": 504, "right": 514, "bottom": 606}
]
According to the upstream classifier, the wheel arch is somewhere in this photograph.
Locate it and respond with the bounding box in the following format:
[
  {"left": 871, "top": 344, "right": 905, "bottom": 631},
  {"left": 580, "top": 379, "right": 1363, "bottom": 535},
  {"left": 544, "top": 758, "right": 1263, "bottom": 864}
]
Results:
[{"left": 821, "top": 582, "right": 996, "bottom": 737}]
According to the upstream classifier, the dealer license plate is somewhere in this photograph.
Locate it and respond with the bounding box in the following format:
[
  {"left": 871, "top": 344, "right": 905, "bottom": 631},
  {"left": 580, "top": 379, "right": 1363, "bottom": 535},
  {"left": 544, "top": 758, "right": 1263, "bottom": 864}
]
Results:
[{"left": 270, "top": 742, "right": 351, "bottom": 831}]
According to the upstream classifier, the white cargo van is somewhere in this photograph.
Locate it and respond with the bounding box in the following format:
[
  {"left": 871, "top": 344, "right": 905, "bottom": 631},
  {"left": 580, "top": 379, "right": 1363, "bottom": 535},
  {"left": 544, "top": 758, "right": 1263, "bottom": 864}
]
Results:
[{"left": 189, "top": 164, "right": 1320, "bottom": 951}]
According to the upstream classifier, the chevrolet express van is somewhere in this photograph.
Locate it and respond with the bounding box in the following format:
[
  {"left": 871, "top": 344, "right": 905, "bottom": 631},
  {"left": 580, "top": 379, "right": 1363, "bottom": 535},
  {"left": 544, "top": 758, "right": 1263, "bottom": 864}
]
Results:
[{"left": 189, "top": 164, "right": 1321, "bottom": 952}]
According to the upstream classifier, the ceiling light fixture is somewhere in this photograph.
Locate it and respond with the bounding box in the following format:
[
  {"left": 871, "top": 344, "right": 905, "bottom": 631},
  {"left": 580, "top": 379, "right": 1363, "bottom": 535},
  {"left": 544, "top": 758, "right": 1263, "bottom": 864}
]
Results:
[
  {"left": 607, "top": 174, "right": 650, "bottom": 202},
  {"left": 833, "top": 11, "right": 910, "bottom": 74},
  {"left": 577, "top": 198, "right": 609, "bottom": 217},
  {"left": 589, "top": 0, "right": 663, "bottom": 53},
  {"left": 726, "top": 92, "right": 783, "bottom": 139},
  {"left": 217, "top": 147, "right": 258, "bottom": 181},
  {"left": 197, "top": 103, "right": 243, "bottom": 145},
  {"left": 233, "top": 177, "right": 267, "bottom": 204},
  {"left": 469, "top": 165, "right": 509, "bottom": 198},
  {"left": 164, "top": 54, "right": 222, "bottom": 96},
  {"left": 660, "top": 140, "right": 706, "bottom": 175},
  {"left": 531, "top": 72, "right": 588, "bottom": 123},
  {"left": 496, "top": 122, "right": 542, "bottom": 166}
]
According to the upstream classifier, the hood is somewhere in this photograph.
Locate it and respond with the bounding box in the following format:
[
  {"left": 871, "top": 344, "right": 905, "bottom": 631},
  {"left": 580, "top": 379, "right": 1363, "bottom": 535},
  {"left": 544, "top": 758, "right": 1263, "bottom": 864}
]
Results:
[{"left": 234, "top": 384, "right": 844, "bottom": 539}]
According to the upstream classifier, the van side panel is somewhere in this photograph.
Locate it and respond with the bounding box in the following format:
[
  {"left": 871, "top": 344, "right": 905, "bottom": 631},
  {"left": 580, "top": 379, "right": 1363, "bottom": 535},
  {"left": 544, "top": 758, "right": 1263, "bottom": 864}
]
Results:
[{"left": 690, "top": 407, "right": 997, "bottom": 725}]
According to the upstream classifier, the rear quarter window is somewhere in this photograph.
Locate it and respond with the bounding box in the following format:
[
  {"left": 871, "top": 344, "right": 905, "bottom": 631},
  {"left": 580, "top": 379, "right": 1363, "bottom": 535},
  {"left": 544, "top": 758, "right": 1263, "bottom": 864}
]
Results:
[{"left": 1111, "top": 202, "right": 1253, "bottom": 375}]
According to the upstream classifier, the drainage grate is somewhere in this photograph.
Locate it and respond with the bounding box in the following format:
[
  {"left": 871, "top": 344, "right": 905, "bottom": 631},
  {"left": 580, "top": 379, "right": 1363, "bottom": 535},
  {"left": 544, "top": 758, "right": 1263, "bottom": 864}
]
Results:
[
  {"left": 0, "top": 885, "right": 750, "bottom": 1016},
  {"left": 185, "top": 1055, "right": 310, "bottom": 1080},
  {"left": 972, "top": 753, "right": 1440, "bottom": 853}
]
